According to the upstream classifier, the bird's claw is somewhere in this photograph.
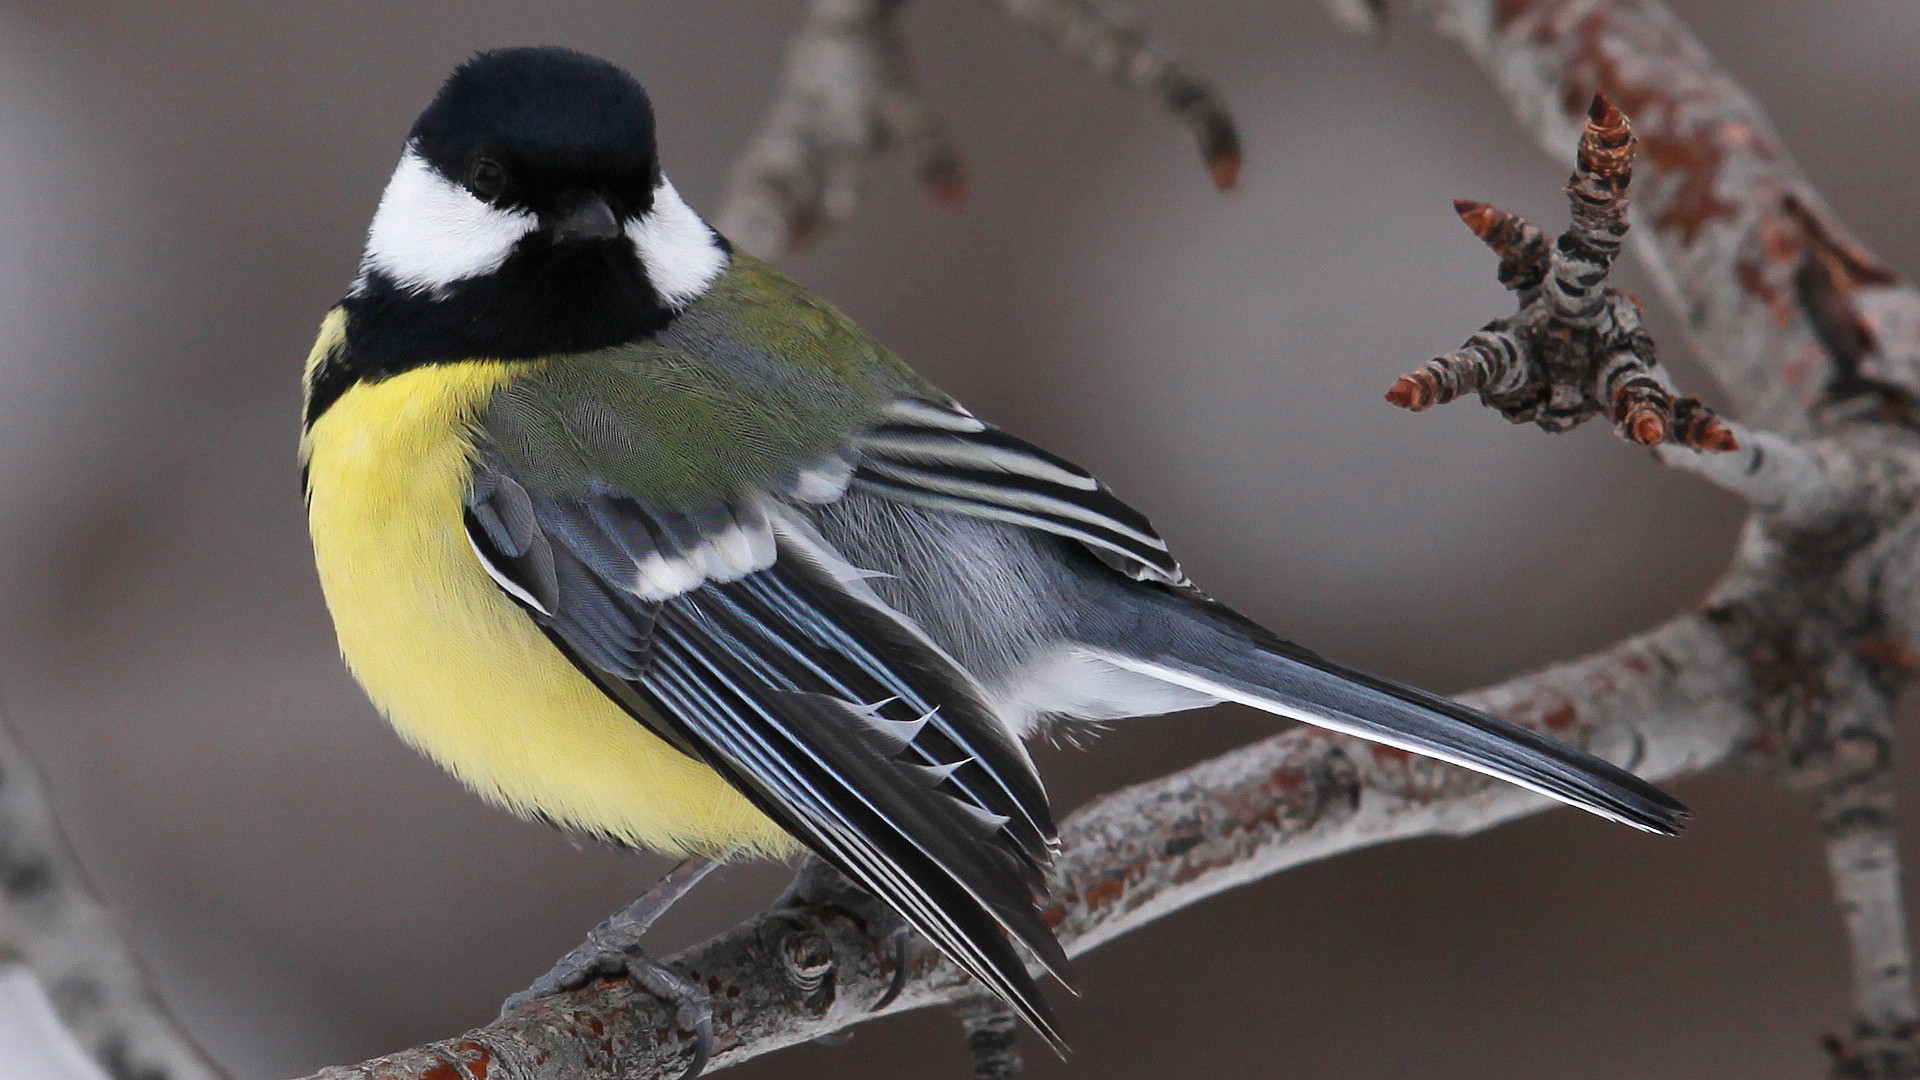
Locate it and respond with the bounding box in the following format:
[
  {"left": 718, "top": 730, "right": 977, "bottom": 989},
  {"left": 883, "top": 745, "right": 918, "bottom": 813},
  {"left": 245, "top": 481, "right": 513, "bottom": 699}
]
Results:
[
  {"left": 631, "top": 953, "right": 715, "bottom": 1080},
  {"left": 500, "top": 944, "right": 713, "bottom": 1080},
  {"left": 497, "top": 984, "right": 543, "bottom": 1019},
  {"left": 500, "top": 859, "right": 723, "bottom": 1078},
  {"left": 873, "top": 924, "right": 914, "bottom": 1011},
  {"left": 499, "top": 950, "right": 623, "bottom": 1016},
  {"left": 782, "top": 859, "right": 919, "bottom": 1014}
]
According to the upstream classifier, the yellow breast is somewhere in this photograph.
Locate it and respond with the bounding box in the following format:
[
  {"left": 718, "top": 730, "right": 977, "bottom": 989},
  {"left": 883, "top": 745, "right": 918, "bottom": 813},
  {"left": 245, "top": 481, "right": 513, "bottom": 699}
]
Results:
[{"left": 300, "top": 315, "right": 794, "bottom": 858}]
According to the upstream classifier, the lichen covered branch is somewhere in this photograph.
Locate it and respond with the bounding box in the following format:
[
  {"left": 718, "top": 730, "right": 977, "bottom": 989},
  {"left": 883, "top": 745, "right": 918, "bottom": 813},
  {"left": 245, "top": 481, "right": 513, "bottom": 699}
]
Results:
[
  {"left": 1710, "top": 549, "right": 1920, "bottom": 1078},
  {"left": 1819, "top": 767, "right": 1920, "bottom": 1079},
  {"left": 1386, "top": 94, "right": 1735, "bottom": 452}
]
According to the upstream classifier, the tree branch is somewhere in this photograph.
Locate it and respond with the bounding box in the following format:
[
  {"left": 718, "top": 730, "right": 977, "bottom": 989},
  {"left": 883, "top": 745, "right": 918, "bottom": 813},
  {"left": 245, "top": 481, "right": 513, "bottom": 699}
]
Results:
[
  {"left": 1815, "top": 720, "right": 1920, "bottom": 1078},
  {"left": 953, "top": 996, "right": 1022, "bottom": 1080},
  {"left": 716, "top": 0, "right": 960, "bottom": 257},
  {"left": 1385, "top": 92, "right": 1736, "bottom": 452},
  {"left": 715, "top": 0, "right": 1237, "bottom": 258},
  {"left": 1418, "top": 0, "right": 1920, "bottom": 434},
  {"left": 295, "top": 615, "right": 1756, "bottom": 1080},
  {"left": 0, "top": 710, "right": 227, "bottom": 1080},
  {"left": 1387, "top": 3, "right": 1920, "bottom": 1073}
]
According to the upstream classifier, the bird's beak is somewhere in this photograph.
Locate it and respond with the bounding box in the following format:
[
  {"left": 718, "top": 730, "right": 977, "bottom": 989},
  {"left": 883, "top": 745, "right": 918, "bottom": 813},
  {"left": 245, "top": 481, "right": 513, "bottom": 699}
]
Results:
[{"left": 547, "top": 194, "right": 621, "bottom": 243}]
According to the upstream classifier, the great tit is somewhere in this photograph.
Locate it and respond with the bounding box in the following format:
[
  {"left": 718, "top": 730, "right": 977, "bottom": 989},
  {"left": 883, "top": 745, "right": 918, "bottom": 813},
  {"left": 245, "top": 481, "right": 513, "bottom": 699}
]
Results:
[{"left": 301, "top": 46, "right": 1686, "bottom": 1057}]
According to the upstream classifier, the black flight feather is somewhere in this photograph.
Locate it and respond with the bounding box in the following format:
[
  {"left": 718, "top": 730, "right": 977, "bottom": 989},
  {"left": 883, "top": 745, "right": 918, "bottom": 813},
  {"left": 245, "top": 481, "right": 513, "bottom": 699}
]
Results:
[{"left": 462, "top": 454, "right": 1071, "bottom": 1047}]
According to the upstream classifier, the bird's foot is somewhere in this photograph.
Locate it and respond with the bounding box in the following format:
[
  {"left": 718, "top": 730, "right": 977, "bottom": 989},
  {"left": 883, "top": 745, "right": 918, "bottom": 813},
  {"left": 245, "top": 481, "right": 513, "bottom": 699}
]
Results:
[
  {"left": 504, "top": 945, "right": 714, "bottom": 1080},
  {"left": 501, "top": 858, "right": 721, "bottom": 1080}
]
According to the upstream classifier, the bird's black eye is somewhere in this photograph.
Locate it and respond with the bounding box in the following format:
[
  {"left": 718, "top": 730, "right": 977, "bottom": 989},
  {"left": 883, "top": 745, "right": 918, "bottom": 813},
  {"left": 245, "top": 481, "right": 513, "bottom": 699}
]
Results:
[{"left": 467, "top": 158, "right": 508, "bottom": 202}]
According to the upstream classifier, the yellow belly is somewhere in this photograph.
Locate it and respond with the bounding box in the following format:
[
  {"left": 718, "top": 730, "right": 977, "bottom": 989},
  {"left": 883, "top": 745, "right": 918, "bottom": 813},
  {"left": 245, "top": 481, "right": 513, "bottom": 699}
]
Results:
[{"left": 300, "top": 331, "right": 794, "bottom": 858}]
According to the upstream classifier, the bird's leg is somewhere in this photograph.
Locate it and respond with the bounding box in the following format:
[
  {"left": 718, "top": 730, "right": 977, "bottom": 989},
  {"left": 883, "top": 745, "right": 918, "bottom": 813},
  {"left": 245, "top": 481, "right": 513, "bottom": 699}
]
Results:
[
  {"left": 779, "top": 858, "right": 917, "bottom": 1010},
  {"left": 501, "top": 857, "right": 721, "bottom": 1080},
  {"left": 503, "top": 856, "right": 719, "bottom": 1008}
]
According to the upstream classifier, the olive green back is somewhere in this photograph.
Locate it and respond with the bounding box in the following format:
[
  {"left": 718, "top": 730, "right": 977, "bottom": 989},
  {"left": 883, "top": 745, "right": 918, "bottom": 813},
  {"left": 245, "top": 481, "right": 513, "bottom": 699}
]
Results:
[{"left": 484, "top": 254, "right": 933, "bottom": 506}]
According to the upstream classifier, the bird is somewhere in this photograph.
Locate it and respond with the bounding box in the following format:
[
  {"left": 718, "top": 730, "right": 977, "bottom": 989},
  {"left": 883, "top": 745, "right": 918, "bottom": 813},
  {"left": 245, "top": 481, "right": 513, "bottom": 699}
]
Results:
[{"left": 300, "top": 45, "right": 1687, "bottom": 1073}]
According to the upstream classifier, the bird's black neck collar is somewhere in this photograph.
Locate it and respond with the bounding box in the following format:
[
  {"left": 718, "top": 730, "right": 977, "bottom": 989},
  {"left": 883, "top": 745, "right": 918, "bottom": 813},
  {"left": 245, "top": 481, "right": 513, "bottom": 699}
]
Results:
[{"left": 304, "top": 234, "right": 730, "bottom": 428}]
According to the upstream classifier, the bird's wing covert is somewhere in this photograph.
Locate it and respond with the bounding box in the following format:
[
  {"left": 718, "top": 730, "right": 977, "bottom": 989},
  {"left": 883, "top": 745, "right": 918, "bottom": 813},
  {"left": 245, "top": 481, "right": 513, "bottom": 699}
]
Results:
[{"left": 852, "top": 397, "right": 1189, "bottom": 585}]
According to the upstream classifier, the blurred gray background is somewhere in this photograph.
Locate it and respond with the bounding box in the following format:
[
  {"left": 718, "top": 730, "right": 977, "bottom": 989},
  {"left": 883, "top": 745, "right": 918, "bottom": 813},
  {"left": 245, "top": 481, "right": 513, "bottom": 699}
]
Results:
[{"left": 0, "top": 1, "right": 1909, "bottom": 1077}]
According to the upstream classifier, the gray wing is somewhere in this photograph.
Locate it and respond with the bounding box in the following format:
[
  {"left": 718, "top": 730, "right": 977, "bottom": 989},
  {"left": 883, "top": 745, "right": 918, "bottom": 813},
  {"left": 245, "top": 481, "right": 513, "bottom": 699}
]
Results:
[{"left": 462, "top": 448, "right": 1071, "bottom": 1048}]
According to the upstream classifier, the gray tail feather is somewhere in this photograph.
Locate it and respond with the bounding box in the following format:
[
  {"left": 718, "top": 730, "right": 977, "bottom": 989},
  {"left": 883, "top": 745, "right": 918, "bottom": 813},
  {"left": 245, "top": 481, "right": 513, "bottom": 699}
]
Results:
[{"left": 1095, "top": 591, "right": 1689, "bottom": 835}]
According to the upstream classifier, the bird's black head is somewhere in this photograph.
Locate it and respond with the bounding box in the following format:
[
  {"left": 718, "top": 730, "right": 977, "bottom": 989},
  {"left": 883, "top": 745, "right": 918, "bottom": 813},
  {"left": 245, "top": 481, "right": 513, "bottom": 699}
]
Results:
[
  {"left": 411, "top": 47, "right": 661, "bottom": 239},
  {"left": 337, "top": 46, "right": 730, "bottom": 392}
]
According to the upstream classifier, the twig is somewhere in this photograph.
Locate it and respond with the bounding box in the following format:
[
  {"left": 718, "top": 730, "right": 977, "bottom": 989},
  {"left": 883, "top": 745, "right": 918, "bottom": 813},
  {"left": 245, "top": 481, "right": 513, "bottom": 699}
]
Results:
[
  {"left": 0, "top": 710, "right": 227, "bottom": 1080},
  {"left": 983, "top": 0, "right": 1241, "bottom": 190},
  {"left": 716, "top": 0, "right": 959, "bottom": 257},
  {"left": 1656, "top": 425, "right": 1920, "bottom": 534},
  {"left": 1385, "top": 94, "right": 1736, "bottom": 452},
  {"left": 1654, "top": 423, "right": 1818, "bottom": 507},
  {"left": 1422, "top": 0, "right": 1920, "bottom": 435},
  {"left": 294, "top": 615, "right": 1756, "bottom": 1080}
]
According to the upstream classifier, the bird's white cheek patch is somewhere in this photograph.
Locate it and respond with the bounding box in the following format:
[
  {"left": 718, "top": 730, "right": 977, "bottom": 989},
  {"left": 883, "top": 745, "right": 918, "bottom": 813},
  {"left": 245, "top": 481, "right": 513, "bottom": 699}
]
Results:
[
  {"left": 360, "top": 149, "right": 536, "bottom": 293},
  {"left": 627, "top": 177, "right": 728, "bottom": 309}
]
